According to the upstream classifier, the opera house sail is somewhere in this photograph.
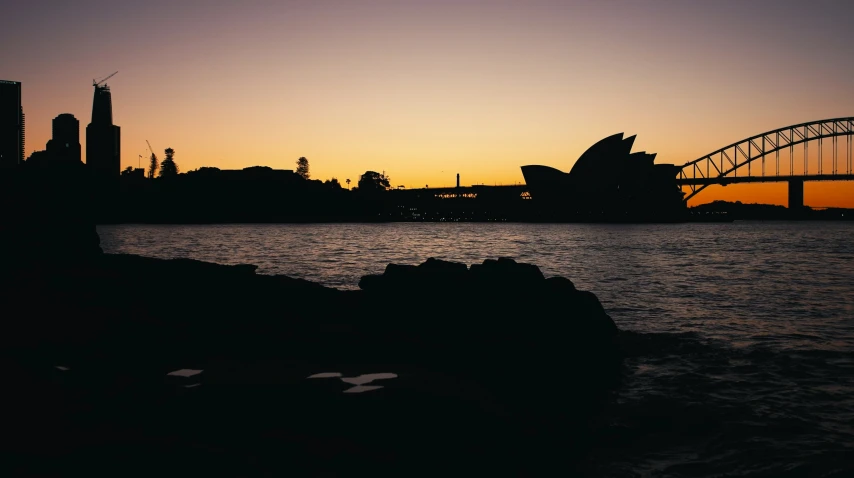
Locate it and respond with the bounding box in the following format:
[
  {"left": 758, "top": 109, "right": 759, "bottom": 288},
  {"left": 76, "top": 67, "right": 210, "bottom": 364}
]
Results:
[{"left": 521, "top": 133, "right": 686, "bottom": 222}]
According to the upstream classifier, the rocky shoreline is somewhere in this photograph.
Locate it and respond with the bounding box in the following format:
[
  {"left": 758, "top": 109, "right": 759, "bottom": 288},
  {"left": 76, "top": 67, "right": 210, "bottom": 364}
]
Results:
[{"left": 3, "top": 250, "right": 624, "bottom": 475}]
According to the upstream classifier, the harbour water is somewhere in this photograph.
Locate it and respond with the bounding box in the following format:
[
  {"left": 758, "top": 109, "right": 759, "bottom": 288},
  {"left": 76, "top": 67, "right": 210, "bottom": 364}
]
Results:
[{"left": 99, "top": 222, "right": 854, "bottom": 476}]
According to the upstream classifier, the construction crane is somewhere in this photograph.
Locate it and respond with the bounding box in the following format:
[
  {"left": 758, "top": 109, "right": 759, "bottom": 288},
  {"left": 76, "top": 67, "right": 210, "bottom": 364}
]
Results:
[
  {"left": 93, "top": 71, "right": 118, "bottom": 87},
  {"left": 146, "top": 140, "right": 158, "bottom": 178}
]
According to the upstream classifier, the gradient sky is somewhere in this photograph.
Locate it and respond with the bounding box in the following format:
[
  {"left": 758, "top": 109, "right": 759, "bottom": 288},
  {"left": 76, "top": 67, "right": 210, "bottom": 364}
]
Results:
[{"left": 4, "top": 0, "right": 854, "bottom": 206}]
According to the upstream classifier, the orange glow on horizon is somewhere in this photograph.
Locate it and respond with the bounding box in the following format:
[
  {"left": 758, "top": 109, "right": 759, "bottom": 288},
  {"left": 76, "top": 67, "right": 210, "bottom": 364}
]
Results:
[{"left": 684, "top": 182, "right": 854, "bottom": 209}]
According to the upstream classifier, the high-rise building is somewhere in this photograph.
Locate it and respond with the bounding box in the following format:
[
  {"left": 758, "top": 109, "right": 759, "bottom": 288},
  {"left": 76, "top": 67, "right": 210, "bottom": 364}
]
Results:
[
  {"left": 46, "top": 113, "right": 81, "bottom": 163},
  {"left": 86, "top": 82, "right": 120, "bottom": 178},
  {"left": 0, "top": 80, "right": 24, "bottom": 169}
]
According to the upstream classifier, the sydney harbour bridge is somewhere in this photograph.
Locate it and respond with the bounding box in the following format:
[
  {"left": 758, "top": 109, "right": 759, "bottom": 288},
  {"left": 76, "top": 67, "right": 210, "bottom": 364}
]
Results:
[
  {"left": 677, "top": 117, "right": 854, "bottom": 208},
  {"left": 398, "top": 117, "right": 854, "bottom": 219}
]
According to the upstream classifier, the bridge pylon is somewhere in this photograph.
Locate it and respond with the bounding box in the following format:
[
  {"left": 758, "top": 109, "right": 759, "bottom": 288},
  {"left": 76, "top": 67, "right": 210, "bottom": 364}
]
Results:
[{"left": 788, "top": 179, "right": 804, "bottom": 211}]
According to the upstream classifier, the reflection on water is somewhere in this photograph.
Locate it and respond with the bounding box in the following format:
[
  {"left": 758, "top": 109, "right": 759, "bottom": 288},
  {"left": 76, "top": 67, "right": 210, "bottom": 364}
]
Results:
[
  {"left": 307, "top": 372, "right": 343, "bottom": 379},
  {"left": 343, "top": 385, "right": 385, "bottom": 394},
  {"left": 341, "top": 373, "right": 398, "bottom": 385},
  {"left": 167, "top": 369, "right": 204, "bottom": 378},
  {"left": 308, "top": 372, "right": 399, "bottom": 393},
  {"left": 99, "top": 222, "right": 854, "bottom": 475}
]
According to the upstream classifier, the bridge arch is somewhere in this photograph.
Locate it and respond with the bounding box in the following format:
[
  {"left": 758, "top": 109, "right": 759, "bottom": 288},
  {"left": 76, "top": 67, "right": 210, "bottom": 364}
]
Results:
[{"left": 679, "top": 117, "right": 854, "bottom": 202}]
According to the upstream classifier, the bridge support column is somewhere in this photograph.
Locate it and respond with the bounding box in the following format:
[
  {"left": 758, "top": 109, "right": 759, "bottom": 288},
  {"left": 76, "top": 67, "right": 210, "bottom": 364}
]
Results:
[{"left": 788, "top": 179, "right": 804, "bottom": 211}]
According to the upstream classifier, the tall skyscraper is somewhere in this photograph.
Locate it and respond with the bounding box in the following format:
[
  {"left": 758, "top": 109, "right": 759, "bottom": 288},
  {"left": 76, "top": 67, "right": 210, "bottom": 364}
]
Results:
[
  {"left": 0, "top": 80, "right": 24, "bottom": 169},
  {"left": 86, "top": 82, "right": 120, "bottom": 178},
  {"left": 47, "top": 113, "right": 81, "bottom": 163}
]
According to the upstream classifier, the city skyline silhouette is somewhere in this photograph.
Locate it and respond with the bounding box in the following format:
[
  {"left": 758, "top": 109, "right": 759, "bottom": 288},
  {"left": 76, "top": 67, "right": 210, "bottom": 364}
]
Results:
[{"left": 4, "top": 0, "right": 854, "bottom": 207}]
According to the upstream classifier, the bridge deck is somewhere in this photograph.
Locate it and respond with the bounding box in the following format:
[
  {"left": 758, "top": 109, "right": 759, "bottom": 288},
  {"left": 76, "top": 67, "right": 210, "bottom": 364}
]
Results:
[{"left": 676, "top": 174, "right": 854, "bottom": 186}]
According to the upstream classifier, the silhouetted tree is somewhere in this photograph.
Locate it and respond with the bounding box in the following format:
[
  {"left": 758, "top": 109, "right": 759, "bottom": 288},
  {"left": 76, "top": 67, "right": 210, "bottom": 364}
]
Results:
[
  {"left": 346, "top": 178, "right": 351, "bottom": 189},
  {"left": 121, "top": 166, "right": 134, "bottom": 176},
  {"left": 324, "top": 178, "right": 342, "bottom": 189},
  {"left": 148, "top": 152, "right": 158, "bottom": 179},
  {"left": 296, "top": 157, "right": 310, "bottom": 179},
  {"left": 357, "top": 171, "right": 391, "bottom": 192},
  {"left": 159, "top": 148, "right": 179, "bottom": 178}
]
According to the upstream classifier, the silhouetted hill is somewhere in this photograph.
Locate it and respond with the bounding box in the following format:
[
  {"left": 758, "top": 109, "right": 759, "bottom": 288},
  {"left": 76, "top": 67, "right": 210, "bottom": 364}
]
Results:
[
  {"left": 110, "top": 166, "right": 364, "bottom": 223},
  {"left": 691, "top": 200, "right": 853, "bottom": 220}
]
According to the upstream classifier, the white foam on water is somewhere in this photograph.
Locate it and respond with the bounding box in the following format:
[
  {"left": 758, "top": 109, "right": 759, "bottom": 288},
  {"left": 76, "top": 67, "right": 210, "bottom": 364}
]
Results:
[
  {"left": 341, "top": 373, "right": 398, "bottom": 386},
  {"left": 167, "top": 369, "right": 203, "bottom": 378},
  {"left": 307, "top": 372, "right": 343, "bottom": 379},
  {"left": 343, "top": 385, "right": 384, "bottom": 394}
]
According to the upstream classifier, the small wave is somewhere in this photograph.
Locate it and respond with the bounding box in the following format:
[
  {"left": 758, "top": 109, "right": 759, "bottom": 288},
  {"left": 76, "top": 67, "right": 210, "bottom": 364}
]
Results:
[
  {"left": 594, "top": 330, "right": 854, "bottom": 476},
  {"left": 616, "top": 330, "right": 714, "bottom": 358}
]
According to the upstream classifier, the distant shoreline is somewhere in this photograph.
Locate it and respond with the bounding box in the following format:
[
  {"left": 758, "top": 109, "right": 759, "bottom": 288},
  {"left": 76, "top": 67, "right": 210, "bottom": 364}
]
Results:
[{"left": 94, "top": 215, "right": 853, "bottom": 226}]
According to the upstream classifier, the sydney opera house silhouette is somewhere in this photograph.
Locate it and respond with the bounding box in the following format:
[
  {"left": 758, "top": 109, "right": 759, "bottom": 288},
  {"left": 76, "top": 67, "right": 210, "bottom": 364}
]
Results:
[{"left": 521, "top": 133, "right": 686, "bottom": 221}]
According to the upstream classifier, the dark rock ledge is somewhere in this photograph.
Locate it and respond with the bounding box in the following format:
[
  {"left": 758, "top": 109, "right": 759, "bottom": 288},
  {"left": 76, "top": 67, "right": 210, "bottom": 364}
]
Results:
[
  {"left": 2, "top": 254, "right": 619, "bottom": 372},
  {"left": 1, "top": 253, "right": 623, "bottom": 475}
]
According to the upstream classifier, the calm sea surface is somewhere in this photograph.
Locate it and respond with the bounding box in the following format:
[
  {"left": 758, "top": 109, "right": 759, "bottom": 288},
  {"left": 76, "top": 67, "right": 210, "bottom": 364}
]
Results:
[{"left": 98, "top": 222, "right": 854, "bottom": 476}]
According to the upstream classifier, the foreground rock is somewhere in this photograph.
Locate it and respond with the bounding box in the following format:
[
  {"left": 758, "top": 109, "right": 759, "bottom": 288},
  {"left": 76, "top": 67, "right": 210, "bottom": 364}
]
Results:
[
  {"left": 356, "top": 257, "right": 620, "bottom": 385},
  {"left": 2, "top": 254, "right": 623, "bottom": 475},
  {"left": 360, "top": 256, "right": 618, "bottom": 340},
  {"left": 4, "top": 254, "right": 618, "bottom": 360}
]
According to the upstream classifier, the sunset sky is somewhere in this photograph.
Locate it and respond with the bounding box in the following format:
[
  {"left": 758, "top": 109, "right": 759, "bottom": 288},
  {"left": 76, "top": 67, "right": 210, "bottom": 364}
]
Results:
[{"left": 4, "top": 0, "right": 854, "bottom": 207}]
